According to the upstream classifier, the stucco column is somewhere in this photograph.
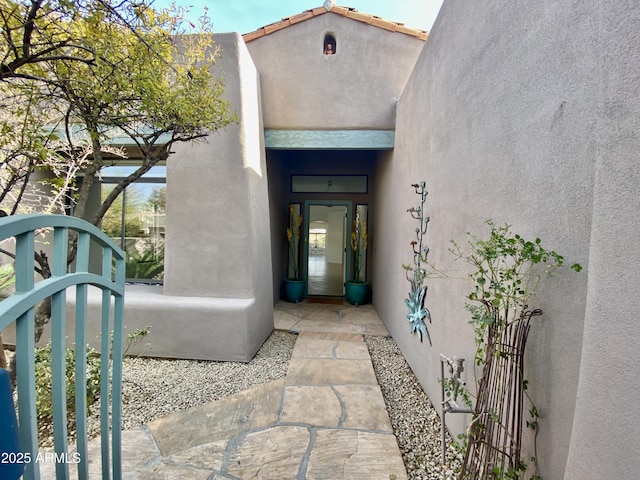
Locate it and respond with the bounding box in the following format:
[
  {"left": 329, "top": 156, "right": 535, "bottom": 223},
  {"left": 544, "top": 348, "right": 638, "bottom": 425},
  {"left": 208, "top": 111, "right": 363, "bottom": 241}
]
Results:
[
  {"left": 156, "top": 33, "right": 272, "bottom": 362},
  {"left": 164, "top": 33, "right": 269, "bottom": 299}
]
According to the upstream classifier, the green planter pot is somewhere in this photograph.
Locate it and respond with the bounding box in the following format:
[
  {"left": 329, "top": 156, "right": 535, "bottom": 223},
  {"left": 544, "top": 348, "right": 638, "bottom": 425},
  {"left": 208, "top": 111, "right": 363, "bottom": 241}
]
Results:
[
  {"left": 345, "top": 280, "right": 368, "bottom": 306},
  {"left": 283, "top": 278, "right": 305, "bottom": 303}
]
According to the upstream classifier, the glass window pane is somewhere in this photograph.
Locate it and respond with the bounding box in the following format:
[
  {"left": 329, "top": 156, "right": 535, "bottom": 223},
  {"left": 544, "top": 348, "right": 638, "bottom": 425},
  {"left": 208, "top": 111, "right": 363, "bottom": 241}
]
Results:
[
  {"left": 292, "top": 175, "right": 367, "bottom": 193},
  {"left": 101, "top": 185, "right": 124, "bottom": 246},
  {"left": 127, "top": 184, "right": 165, "bottom": 281},
  {"left": 100, "top": 165, "right": 166, "bottom": 180},
  {"left": 101, "top": 183, "right": 165, "bottom": 282}
]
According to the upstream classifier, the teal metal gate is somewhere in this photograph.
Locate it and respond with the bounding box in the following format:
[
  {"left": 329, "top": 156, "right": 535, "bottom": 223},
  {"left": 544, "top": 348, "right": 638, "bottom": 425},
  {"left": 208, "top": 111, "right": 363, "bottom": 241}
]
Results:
[{"left": 0, "top": 214, "right": 126, "bottom": 480}]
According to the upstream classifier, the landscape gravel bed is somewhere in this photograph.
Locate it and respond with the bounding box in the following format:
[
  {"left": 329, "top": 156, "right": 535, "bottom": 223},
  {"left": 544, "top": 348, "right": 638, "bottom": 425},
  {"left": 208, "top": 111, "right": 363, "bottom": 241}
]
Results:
[
  {"left": 365, "top": 335, "right": 464, "bottom": 479},
  {"left": 87, "top": 330, "right": 298, "bottom": 434}
]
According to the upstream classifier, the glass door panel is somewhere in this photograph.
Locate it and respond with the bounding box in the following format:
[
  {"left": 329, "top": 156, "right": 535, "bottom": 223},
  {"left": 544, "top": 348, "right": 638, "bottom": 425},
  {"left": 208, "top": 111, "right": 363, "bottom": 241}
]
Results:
[{"left": 306, "top": 203, "right": 348, "bottom": 296}]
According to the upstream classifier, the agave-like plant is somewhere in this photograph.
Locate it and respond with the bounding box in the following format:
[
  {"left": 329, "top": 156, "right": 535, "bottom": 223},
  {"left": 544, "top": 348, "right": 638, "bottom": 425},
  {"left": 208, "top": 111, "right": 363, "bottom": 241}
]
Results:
[{"left": 126, "top": 248, "right": 164, "bottom": 280}]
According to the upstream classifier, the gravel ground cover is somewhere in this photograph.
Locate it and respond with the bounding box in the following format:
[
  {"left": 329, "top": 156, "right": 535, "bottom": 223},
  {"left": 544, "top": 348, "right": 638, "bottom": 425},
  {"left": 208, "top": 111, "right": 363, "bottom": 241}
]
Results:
[
  {"left": 87, "top": 330, "right": 298, "bottom": 435},
  {"left": 21, "top": 330, "right": 464, "bottom": 478},
  {"left": 365, "top": 335, "right": 464, "bottom": 479}
]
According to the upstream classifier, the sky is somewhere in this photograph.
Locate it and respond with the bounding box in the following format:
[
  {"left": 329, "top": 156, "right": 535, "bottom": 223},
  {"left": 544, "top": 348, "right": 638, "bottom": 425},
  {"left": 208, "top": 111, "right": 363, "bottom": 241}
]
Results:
[{"left": 151, "top": 0, "right": 444, "bottom": 34}]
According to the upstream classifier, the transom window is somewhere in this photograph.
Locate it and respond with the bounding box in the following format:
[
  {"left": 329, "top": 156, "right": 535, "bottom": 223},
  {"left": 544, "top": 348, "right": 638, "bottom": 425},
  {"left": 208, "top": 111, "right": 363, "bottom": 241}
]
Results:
[{"left": 292, "top": 175, "right": 367, "bottom": 193}]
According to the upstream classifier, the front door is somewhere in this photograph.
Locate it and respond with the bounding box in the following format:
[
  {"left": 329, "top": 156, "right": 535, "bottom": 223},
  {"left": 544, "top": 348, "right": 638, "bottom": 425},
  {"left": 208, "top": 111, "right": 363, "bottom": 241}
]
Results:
[{"left": 302, "top": 201, "right": 352, "bottom": 296}]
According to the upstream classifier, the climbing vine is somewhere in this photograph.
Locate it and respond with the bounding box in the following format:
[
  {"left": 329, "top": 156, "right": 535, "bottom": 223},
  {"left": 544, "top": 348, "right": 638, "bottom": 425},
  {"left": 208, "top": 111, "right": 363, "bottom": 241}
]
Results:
[{"left": 451, "top": 220, "right": 582, "bottom": 479}]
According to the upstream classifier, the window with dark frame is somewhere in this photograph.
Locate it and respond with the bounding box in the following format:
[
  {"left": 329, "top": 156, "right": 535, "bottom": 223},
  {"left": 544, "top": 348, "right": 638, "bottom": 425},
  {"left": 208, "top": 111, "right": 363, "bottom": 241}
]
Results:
[{"left": 99, "top": 166, "right": 166, "bottom": 283}]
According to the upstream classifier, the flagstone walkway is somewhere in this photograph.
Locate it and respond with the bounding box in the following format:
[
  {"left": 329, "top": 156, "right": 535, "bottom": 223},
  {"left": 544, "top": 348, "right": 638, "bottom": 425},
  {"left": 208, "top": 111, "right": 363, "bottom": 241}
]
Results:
[{"left": 42, "top": 301, "right": 407, "bottom": 479}]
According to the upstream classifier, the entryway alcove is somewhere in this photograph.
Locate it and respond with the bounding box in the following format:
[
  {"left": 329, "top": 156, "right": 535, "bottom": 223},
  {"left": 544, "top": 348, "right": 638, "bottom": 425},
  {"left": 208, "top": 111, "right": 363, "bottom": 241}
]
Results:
[{"left": 264, "top": 132, "right": 394, "bottom": 304}]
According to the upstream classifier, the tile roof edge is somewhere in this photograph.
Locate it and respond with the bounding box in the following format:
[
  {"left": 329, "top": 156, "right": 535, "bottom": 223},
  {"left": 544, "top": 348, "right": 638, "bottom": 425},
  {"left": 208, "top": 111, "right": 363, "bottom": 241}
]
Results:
[{"left": 242, "top": 5, "right": 428, "bottom": 42}]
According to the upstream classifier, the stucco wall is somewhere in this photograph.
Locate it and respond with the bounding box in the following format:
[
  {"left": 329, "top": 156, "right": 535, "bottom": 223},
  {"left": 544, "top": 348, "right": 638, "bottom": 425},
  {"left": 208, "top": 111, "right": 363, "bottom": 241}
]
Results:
[
  {"left": 245, "top": 13, "right": 425, "bottom": 130},
  {"left": 562, "top": 2, "right": 640, "bottom": 478},
  {"left": 165, "top": 33, "right": 269, "bottom": 299},
  {"left": 374, "top": 1, "right": 640, "bottom": 477},
  {"left": 159, "top": 33, "right": 273, "bottom": 361}
]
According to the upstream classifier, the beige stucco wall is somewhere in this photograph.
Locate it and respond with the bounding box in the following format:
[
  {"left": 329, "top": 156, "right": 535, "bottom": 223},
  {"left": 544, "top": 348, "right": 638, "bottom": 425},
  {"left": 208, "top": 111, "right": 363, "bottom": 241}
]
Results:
[
  {"left": 158, "top": 32, "right": 273, "bottom": 361},
  {"left": 374, "top": 0, "right": 639, "bottom": 478},
  {"left": 562, "top": 2, "right": 640, "bottom": 478},
  {"left": 245, "top": 12, "right": 425, "bottom": 130},
  {"left": 165, "top": 33, "right": 268, "bottom": 299}
]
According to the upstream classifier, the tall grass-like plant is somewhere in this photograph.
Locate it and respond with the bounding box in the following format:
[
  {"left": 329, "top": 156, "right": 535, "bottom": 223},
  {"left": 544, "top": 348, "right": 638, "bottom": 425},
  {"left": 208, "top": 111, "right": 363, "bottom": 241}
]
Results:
[
  {"left": 286, "top": 205, "right": 303, "bottom": 279},
  {"left": 350, "top": 206, "right": 368, "bottom": 281}
]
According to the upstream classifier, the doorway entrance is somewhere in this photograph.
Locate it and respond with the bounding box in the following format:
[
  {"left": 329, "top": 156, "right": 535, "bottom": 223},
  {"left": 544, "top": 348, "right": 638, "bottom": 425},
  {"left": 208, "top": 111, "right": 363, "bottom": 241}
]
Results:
[{"left": 302, "top": 201, "right": 352, "bottom": 296}]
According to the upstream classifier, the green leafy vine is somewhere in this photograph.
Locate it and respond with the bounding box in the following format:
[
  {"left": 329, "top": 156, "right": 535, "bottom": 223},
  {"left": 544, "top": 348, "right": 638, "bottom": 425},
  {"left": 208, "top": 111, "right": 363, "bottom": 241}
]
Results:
[{"left": 451, "top": 220, "right": 581, "bottom": 479}]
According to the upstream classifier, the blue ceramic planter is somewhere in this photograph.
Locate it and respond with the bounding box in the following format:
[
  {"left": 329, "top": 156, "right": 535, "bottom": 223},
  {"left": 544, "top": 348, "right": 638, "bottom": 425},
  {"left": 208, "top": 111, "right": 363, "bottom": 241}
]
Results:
[
  {"left": 284, "top": 278, "right": 305, "bottom": 303},
  {"left": 345, "top": 280, "right": 368, "bottom": 306}
]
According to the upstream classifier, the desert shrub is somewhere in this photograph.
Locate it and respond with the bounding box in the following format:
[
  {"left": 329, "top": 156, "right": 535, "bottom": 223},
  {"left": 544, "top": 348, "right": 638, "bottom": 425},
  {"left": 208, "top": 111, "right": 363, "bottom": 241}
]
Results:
[{"left": 34, "top": 343, "right": 102, "bottom": 425}]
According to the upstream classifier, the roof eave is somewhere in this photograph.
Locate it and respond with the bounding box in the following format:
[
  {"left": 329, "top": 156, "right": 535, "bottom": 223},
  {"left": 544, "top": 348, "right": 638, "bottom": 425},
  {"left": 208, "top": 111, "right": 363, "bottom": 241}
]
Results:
[{"left": 242, "top": 5, "right": 428, "bottom": 43}]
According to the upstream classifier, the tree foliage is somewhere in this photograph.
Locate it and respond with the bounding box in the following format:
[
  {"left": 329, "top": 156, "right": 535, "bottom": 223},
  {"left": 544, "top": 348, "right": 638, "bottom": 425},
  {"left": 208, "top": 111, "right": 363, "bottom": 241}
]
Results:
[
  {"left": 0, "top": 0, "right": 236, "bottom": 223},
  {"left": 0, "top": 1, "right": 235, "bottom": 355},
  {"left": 0, "top": 0, "right": 104, "bottom": 82}
]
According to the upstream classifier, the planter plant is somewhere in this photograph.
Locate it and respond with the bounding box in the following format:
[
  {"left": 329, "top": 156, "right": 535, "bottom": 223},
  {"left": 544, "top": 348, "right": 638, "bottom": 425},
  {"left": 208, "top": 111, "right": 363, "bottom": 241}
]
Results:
[
  {"left": 284, "top": 205, "right": 304, "bottom": 302},
  {"left": 345, "top": 206, "right": 368, "bottom": 306}
]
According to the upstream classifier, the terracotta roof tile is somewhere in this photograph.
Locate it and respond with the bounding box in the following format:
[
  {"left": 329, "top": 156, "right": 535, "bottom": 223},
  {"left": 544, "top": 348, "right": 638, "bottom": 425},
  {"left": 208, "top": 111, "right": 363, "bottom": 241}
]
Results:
[
  {"left": 370, "top": 16, "right": 399, "bottom": 33},
  {"left": 396, "top": 25, "right": 428, "bottom": 40},
  {"left": 311, "top": 7, "right": 329, "bottom": 16},
  {"left": 289, "top": 11, "right": 314, "bottom": 25},
  {"left": 344, "top": 10, "right": 373, "bottom": 24},
  {"left": 242, "top": 4, "right": 428, "bottom": 43},
  {"left": 330, "top": 5, "right": 350, "bottom": 15}
]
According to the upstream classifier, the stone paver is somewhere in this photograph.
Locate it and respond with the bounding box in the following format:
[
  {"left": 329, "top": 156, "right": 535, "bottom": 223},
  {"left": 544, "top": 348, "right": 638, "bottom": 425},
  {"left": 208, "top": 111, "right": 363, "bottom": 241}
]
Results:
[
  {"left": 307, "top": 429, "right": 407, "bottom": 480},
  {"left": 291, "top": 332, "right": 371, "bottom": 359},
  {"left": 84, "top": 301, "right": 405, "bottom": 479},
  {"left": 137, "top": 463, "right": 213, "bottom": 480},
  {"left": 281, "top": 385, "right": 343, "bottom": 426},
  {"left": 285, "top": 357, "right": 378, "bottom": 385},
  {"left": 333, "top": 384, "right": 393, "bottom": 431},
  {"left": 226, "top": 425, "right": 310, "bottom": 479},
  {"left": 148, "top": 379, "right": 284, "bottom": 456},
  {"left": 38, "top": 426, "right": 161, "bottom": 480},
  {"left": 164, "top": 440, "right": 227, "bottom": 471},
  {"left": 275, "top": 300, "right": 390, "bottom": 337}
]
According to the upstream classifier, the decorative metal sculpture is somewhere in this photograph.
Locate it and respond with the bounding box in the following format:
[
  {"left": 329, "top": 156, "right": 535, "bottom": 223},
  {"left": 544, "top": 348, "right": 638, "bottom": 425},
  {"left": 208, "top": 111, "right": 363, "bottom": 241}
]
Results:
[{"left": 403, "top": 181, "right": 432, "bottom": 345}]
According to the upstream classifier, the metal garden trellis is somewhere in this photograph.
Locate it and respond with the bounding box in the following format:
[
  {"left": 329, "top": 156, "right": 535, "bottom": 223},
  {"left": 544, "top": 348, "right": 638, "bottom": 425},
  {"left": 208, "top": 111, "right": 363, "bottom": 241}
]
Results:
[{"left": 460, "top": 306, "right": 542, "bottom": 478}]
